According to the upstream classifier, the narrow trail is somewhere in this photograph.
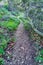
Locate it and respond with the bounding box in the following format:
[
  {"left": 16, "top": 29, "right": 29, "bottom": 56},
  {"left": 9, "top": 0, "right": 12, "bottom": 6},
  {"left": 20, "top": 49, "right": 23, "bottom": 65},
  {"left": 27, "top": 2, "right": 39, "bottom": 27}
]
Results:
[
  {"left": 12, "top": 22, "right": 36, "bottom": 65},
  {"left": 5, "top": 22, "right": 36, "bottom": 65}
]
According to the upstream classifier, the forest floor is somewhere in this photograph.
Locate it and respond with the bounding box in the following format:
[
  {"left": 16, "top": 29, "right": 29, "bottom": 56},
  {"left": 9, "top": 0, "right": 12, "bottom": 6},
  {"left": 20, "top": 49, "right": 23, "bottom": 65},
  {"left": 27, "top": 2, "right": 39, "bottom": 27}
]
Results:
[{"left": 4, "top": 22, "right": 37, "bottom": 65}]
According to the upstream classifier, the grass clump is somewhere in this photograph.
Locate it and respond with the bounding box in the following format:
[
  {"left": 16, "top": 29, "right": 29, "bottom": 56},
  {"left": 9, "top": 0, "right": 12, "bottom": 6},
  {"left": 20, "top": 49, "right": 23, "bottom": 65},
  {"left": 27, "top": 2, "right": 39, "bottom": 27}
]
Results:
[
  {"left": 0, "top": 58, "right": 5, "bottom": 65},
  {"left": 0, "top": 17, "right": 20, "bottom": 31}
]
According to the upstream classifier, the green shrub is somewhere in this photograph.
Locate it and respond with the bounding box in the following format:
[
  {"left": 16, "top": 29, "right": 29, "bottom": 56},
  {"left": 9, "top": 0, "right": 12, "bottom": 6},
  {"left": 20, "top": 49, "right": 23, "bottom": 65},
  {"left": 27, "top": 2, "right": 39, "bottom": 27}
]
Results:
[
  {"left": 20, "top": 17, "right": 31, "bottom": 31},
  {"left": 11, "top": 11, "right": 19, "bottom": 16},
  {"left": 0, "top": 58, "right": 4, "bottom": 65},
  {"left": 0, "top": 21, "right": 18, "bottom": 30},
  {"left": 0, "top": 7, "right": 10, "bottom": 15},
  {"left": 0, "top": 47, "right": 5, "bottom": 55},
  {"left": 0, "top": 15, "right": 3, "bottom": 19},
  {"left": 0, "top": 29, "right": 4, "bottom": 33},
  {"left": 0, "top": 39, "right": 7, "bottom": 49},
  {"left": 35, "top": 55, "right": 43, "bottom": 63},
  {"left": 0, "top": 34, "right": 8, "bottom": 49},
  {"left": 24, "top": 22, "right": 31, "bottom": 31},
  {"left": 0, "top": 17, "right": 20, "bottom": 30},
  {"left": 35, "top": 49, "right": 43, "bottom": 63}
]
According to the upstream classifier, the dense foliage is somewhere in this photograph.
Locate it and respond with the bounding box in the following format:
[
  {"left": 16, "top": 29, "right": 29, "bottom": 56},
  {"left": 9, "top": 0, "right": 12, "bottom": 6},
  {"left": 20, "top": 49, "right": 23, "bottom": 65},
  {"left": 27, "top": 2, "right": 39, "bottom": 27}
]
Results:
[
  {"left": 0, "top": 3, "right": 20, "bottom": 64},
  {"left": 0, "top": 0, "right": 43, "bottom": 65}
]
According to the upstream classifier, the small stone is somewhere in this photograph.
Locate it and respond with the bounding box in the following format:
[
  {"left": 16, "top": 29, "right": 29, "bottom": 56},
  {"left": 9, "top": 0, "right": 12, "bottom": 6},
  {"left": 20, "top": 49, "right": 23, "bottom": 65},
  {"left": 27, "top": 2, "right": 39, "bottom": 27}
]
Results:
[
  {"left": 39, "top": 60, "right": 41, "bottom": 63},
  {"left": 20, "top": 47, "right": 24, "bottom": 50},
  {"left": 10, "top": 62, "right": 12, "bottom": 64},
  {"left": 21, "top": 61, "right": 24, "bottom": 64}
]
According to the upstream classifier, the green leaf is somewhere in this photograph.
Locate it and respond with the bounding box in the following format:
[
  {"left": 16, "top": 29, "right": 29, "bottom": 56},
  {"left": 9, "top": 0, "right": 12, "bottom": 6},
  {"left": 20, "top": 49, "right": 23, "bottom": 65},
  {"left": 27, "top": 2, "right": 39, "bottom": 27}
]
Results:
[
  {"left": 39, "top": 49, "right": 43, "bottom": 55},
  {"left": 0, "top": 58, "right": 5, "bottom": 65},
  {"left": 0, "top": 47, "right": 5, "bottom": 55},
  {"left": 35, "top": 55, "right": 43, "bottom": 62},
  {"left": 1, "top": 39, "right": 7, "bottom": 49}
]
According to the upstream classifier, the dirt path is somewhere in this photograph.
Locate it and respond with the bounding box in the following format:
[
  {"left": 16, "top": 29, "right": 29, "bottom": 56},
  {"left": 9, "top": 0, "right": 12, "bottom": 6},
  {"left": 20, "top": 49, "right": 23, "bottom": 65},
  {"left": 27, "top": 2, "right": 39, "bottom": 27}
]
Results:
[
  {"left": 11, "top": 22, "right": 36, "bottom": 65},
  {"left": 5, "top": 22, "right": 36, "bottom": 65}
]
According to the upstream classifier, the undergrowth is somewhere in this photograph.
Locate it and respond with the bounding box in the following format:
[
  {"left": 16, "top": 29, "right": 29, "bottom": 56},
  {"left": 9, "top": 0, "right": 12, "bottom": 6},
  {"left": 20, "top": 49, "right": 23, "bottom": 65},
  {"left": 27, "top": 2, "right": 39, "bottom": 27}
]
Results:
[{"left": 0, "top": 7, "right": 20, "bottom": 65}]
